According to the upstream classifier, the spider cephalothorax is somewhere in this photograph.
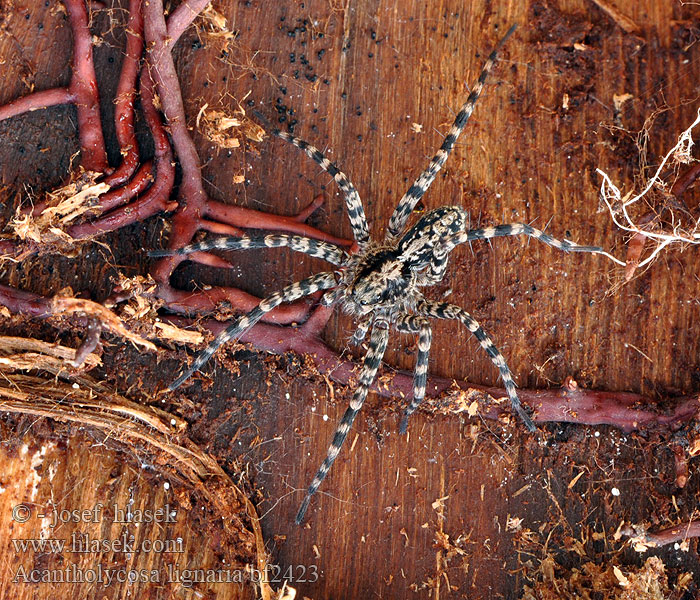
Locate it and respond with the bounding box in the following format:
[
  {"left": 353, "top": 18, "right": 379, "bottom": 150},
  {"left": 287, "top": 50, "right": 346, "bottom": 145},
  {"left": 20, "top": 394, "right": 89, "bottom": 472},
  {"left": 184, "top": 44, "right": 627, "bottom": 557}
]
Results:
[
  {"left": 339, "top": 207, "right": 466, "bottom": 316},
  {"left": 153, "top": 25, "right": 607, "bottom": 523}
]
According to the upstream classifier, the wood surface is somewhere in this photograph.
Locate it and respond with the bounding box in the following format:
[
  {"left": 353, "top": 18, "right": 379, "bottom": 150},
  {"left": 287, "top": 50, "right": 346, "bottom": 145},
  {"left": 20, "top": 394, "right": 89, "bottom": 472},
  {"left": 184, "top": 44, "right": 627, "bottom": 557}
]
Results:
[{"left": 1, "top": 0, "right": 699, "bottom": 598}]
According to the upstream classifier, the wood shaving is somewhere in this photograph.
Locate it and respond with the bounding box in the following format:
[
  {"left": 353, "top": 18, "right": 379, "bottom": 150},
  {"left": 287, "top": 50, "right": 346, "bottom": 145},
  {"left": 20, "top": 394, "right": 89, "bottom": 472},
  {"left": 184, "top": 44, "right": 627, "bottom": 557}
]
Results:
[
  {"left": 197, "top": 105, "right": 266, "bottom": 149},
  {"left": 153, "top": 322, "right": 204, "bottom": 345},
  {"left": 51, "top": 296, "right": 156, "bottom": 351},
  {"left": 10, "top": 172, "right": 109, "bottom": 245},
  {"left": 520, "top": 554, "right": 681, "bottom": 599},
  {"left": 613, "top": 93, "right": 634, "bottom": 111},
  {"left": 432, "top": 495, "right": 449, "bottom": 511},
  {"left": 506, "top": 515, "right": 524, "bottom": 532},
  {"left": 589, "top": 0, "right": 640, "bottom": 34}
]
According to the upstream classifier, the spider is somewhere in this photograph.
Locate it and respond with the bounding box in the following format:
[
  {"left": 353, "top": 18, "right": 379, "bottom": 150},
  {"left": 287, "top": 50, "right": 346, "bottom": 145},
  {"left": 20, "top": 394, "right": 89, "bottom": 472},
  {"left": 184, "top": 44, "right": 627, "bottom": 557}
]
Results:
[{"left": 152, "top": 25, "right": 607, "bottom": 524}]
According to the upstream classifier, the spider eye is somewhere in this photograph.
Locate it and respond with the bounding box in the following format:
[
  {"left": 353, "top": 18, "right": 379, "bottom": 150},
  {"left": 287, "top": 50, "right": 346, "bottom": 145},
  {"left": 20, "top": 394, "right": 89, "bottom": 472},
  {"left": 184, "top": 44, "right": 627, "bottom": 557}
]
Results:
[
  {"left": 353, "top": 281, "right": 383, "bottom": 306},
  {"left": 359, "top": 291, "right": 381, "bottom": 305}
]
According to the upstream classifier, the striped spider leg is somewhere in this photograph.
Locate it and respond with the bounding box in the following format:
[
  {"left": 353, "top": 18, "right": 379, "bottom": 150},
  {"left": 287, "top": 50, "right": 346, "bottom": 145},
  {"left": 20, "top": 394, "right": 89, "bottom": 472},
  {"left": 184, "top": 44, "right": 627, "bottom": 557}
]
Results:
[
  {"left": 385, "top": 24, "right": 517, "bottom": 242},
  {"left": 390, "top": 216, "right": 608, "bottom": 434},
  {"left": 295, "top": 320, "right": 390, "bottom": 524},
  {"left": 394, "top": 314, "right": 432, "bottom": 435},
  {"left": 394, "top": 300, "right": 528, "bottom": 437},
  {"left": 153, "top": 133, "right": 365, "bottom": 391},
  {"left": 451, "top": 223, "right": 605, "bottom": 254},
  {"left": 150, "top": 233, "right": 349, "bottom": 266},
  {"left": 386, "top": 221, "right": 607, "bottom": 435},
  {"left": 152, "top": 234, "right": 349, "bottom": 390},
  {"left": 253, "top": 110, "right": 370, "bottom": 246},
  {"left": 166, "top": 269, "right": 339, "bottom": 391},
  {"left": 417, "top": 300, "right": 531, "bottom": 430}
]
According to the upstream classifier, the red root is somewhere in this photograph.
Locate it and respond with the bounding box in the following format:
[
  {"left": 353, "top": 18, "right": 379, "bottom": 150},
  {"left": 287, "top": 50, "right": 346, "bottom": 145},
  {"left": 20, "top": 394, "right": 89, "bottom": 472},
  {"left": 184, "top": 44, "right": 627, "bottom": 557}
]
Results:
[
  {"left": 205, "top": 198, "right": 350, "bottom": 247},
  {"left": 26, "top": 0, "right": 146, "bottom": 218},
  {"left": 3, "top": 278, "right": 698, "bottom": 434},
  {"left": 671, "top": 161, "right": 700, "bottom": 199},
  {"left": 90, "top": 161, "right": 154, "bottom": 214},
  {"left": 621, "top": 156, "right": 700, "bottom": 282},
  {"left": 72, "top": 318, "right": 102, "bottom": 367},
  {"left": 142, "top": 0, "right": 349, "bottom": 322},
  {"left": 647, "top": 521, "right": 700, "bottom": 546},
  {"left": 2, "top": 0, "right": 350, "bottom": 332},
  {"left": 166, "top": 0, "right": 213, "bottom": 41},
  {"left": 155, "top": 286, "right": 320, "bottom": 324},
  {"left": 100, "top": 0, "right": 144, "bottom": 188},
  {"left": 0, "top": 88, "right": 74, "bottom": 122},
  {"left": 0, "top": 284, "right": 52, "bottom": 318},
  {"left": 0, "top": 241, "right": 16, "bottom": 255},
  {"left": 624, "top": 230, "right": 648, "bottom": 281},
  {"left": 0, "top": 0, "right": 109, "bottom": 173},
  {"left": 672, "top": 443, "right": 689, "bottom": 488},
  {"left": 623, "top": 211, "right": 656, "bottom": 281},
  {"left": 162, "top": 313, "right": 700, "bottom": 433},
  {"left": 68, "top": 68, "right": 176, "bottom": 238},
  {"left": 65, "top": 0, "right": 108, "bottom": 172},
  {"left": 627, "top": 520, "right": 700, "bottom": 549}
]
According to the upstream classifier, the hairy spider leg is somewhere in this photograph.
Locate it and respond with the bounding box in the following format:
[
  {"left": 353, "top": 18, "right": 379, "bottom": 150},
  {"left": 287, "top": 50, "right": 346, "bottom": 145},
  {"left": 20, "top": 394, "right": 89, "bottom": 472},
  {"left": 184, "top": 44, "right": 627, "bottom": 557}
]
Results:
[
  {"left": 395, "top": 315, "right": 433, "bottom": 434},
  {"left": 149, "top": 233, "right": 349, "bottom": 266},
  {"left": 320, "top": 286, "right": 345, "bottom": 306},
  {"left": 417, "top": 300, "right": 536, "bottom": 432},
  {"left": 296, "top": 320, "right": 390, "bottom": 524},
  {"left": 453, "top": 223, "right": 604, "bottom": 254},
  {"left": 350, "top": 316, "right": 372, "bottom": 346},
  {"left": 385, "top": 24, "right": 517, "bottom": 241},
  {"left": 269, "top": 129, "right": 370, "bottom": 245},
  {"left": 168, "top": 272, "right": 338, "bottom": 391},
  {"left": 416, "top": 248, "right": 450, "bottom": 286}
]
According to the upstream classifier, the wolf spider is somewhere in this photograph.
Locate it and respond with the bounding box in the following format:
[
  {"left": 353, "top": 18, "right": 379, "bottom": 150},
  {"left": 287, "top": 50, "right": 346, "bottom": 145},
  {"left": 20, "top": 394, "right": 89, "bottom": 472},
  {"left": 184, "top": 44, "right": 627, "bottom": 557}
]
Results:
[{"left": 153, "top": 25, "right": 606, "bottom": 523}]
